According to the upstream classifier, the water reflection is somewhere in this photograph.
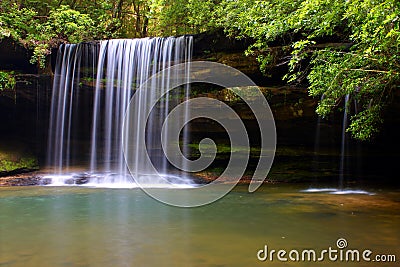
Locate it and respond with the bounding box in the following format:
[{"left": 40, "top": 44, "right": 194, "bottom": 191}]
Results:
[{"left": 0, "top": 185, "right": 399, "bottom": 266}]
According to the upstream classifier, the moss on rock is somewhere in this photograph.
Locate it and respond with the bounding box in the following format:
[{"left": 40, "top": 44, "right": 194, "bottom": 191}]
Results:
[{"left": 0, "top": 142, "right": 39, "bottom": 176}]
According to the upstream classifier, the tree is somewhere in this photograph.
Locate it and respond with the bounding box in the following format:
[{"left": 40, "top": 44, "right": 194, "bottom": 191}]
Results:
[
  {"left": 0, "top": 0, "right": 154, "bottom": 68},
  {"left": 0, "top": 2, "right": 96, "bottom": 68},
  {"left": 216, "top": 0, "right": 400, "bottom": 141}
]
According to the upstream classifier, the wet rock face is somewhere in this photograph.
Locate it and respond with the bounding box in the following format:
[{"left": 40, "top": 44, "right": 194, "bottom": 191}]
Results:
[
  {"left": 0, "top": 81, "right": 51, "bottom": 178},
  {"left": 192, "top": 31, "right": 286, "bottom": 86},
  {"left": 0, "top": 173, "right": 42, "bottom": 186},
  {"left": 0, "top": 38, "right": 37, "bottom": 73},
  {"left": 192, "top": 30, "right": 251, "bottom": 56}
]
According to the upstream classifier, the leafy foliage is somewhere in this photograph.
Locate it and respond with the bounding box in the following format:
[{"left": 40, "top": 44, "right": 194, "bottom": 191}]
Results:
[
  {"left": 148, "top": 0, "right": 217, "bottom": 36},
  {"left": 0, "top": 0, "right": 398, "bottom": 140},
  {"left": 0, "top": 71, "right": 16, "bottom": 91},
  {"left": 217, "top": 0, "right": 400, "bottom": 140},
  {"left": 0, "top": 3, "right": 96, "bottom": 67},
  {"left": 0, "top": 0, "right": 215, "bottom": 66},
  {"left": 48, "top": 5, "right": 94, "bottom": 43}
]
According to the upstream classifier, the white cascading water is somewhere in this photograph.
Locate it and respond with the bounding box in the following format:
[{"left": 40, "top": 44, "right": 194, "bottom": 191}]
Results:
[
  {"left": 45, "top": 36, "right": 193, "bottom": 187},
  {"left": 339, "top": 93, "right": 350, "bottom": 189},
  {"left": 303, "top": 93, "right": 374, "bottom": 195}
]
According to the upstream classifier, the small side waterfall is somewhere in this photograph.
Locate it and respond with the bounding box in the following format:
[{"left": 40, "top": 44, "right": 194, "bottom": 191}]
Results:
[
  {"left": 313, "top": 94, "right": 325, "bottom": 179},
  {"left": 46, "top": 37, "right": 193, "bottom": 187},
  {"left": 339, "top": 94, "right": 350, "bottom": 188},
  {"left": 303, "top": 93, "right": 373, "bottom": 195}
]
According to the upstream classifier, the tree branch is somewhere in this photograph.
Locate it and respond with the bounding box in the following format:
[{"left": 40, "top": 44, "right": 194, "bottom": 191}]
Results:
[{"left": 346, "top": 68, "right": 399, "bottom": 75}]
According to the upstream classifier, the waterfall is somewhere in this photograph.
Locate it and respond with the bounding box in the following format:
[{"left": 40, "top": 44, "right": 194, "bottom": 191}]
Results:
[
  {"left": 47, "top": 43, "right": 98, "bottom": 173},
  {"left": 46, "top": 36, "right": 193, "bottom": 186},
  {"left": 312, "top": 94, "right": 325, "bottom": 180},
  {"left": 339, "top": 94, "right": 350, "bottom": 189},
  {"left": 303, "top": 94, "right": 374, "bottom": 195}
]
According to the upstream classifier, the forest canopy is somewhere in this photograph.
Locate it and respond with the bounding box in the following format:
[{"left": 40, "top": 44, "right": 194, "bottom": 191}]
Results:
[{"left": 0, "top": 0, "right": 399, "bottom": 141}]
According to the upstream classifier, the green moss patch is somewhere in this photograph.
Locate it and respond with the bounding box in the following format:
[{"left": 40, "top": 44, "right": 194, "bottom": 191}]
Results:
[{"left": 0, "top": 143, "right": 39, "bottom": 176}]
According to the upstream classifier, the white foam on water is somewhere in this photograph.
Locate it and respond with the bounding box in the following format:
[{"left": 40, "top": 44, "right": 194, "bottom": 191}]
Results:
[
  {"left": 42, "top": 172, "right": 197, "bottom": 189},
  {"left": 301, "top": 188, "right": 338, "bottom": 193},
  {"left": 301, "top": 188, "right": 375, "bottom": 195},
  {"left": 329, "top": 189, "right": 375, "bottom": 195}
]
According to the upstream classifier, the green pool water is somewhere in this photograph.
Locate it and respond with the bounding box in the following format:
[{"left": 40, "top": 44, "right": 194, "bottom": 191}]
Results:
[{"left": 0, "top": 185, "right": 399, "bottom": 267}]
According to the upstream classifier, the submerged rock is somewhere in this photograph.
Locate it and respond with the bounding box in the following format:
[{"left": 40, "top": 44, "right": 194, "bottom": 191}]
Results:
[
  {"left": 0, "top": 173, "right": 42, "bottom": 186},
  {"left": 72, "top": 174, "right": 89, "bottom": 185}
]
